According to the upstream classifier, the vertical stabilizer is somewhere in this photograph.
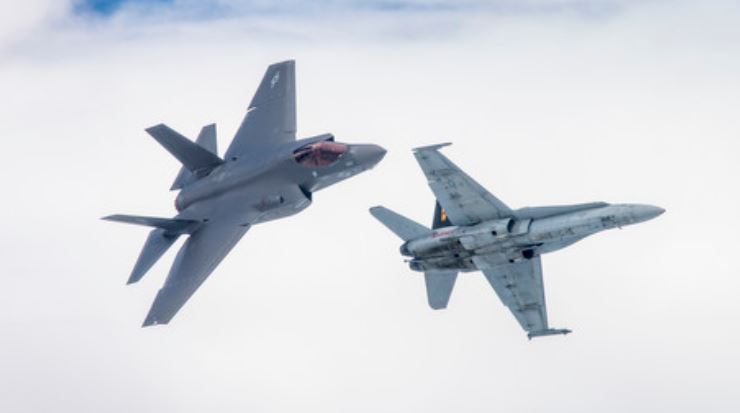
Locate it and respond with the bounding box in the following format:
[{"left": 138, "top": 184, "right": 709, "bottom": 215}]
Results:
[
  {"left": 432, "top": 201, "right": 453, "bottom": 229},
  {"left": 424, "top": 271, "right": 458, "bottom": 309},
  {"left": 170, "top": 124, "right": 218, "bottom": 190},
  {"left": 128, "top": 228, "right": 180, "bottom": 284}
]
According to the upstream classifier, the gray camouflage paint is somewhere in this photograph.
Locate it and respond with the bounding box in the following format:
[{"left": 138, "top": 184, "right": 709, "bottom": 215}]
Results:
[
  {"left": 105, "top": 60, "right": 386, "bottom": 326},
  {"left": 370, "top": 144, "right": 662, "bottom": 339}
]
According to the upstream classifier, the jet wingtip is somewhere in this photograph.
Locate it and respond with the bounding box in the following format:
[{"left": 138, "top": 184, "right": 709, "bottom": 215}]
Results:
[
  {"left": 144, "top": 123, "right": 166, "bottom": 133},
  {"left": 142, "top": 315, "right": 168, "bottom": 328},
  {"left": 126, "top": 273, "right": 142, "bottom": 285},
  {"left": 412, "top": 142, "right": 452, "bottom": 152}
]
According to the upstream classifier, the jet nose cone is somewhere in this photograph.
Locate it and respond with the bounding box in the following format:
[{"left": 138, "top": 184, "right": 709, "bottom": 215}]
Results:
[
  {"left": 352, "top": 144, "right": 387, "bottom": 166},
  {"left": 632, "top": 204, "right": 665, "bottom": 223}
]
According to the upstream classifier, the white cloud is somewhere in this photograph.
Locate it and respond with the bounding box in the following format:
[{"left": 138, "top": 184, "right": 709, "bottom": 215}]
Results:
[
  {"left": 1, "top": 1, "right": 740, "bottom": 412},
  {"left": 0, "top": 0, "right": 68, "bottom": 50}
]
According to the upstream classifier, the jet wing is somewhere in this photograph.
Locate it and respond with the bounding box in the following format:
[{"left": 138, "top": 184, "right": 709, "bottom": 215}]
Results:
[
  {"left": 413, "top": 144, "right": 513, "bottom": 226},
  {"left": 224, "top": 60, "right": 296, "bottom": 159},
  {"left": 142, "top": 220, "right": 250, "bottom": 326},
  {"left": 473, "top": 256, "right": 570, "bottom": 338}
]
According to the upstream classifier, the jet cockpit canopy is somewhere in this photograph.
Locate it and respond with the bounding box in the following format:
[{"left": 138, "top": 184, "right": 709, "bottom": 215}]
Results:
[{"left": 293, "top": 140, "right": 348, "bottom": 167}]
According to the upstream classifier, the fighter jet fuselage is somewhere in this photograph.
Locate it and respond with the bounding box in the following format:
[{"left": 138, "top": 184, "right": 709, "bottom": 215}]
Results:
[
  {"left": 402, "top": 203, "right": 664, "bottom": 272},
  {"left": 369, "top": 143, "right": 663, "bottom": 338},
  {"left": 174, "top": 134, "right": 385, "bottom": 225}
]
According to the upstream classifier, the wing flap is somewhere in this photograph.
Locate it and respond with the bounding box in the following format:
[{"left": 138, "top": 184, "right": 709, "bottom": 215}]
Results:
[{"left": 475, "top": 256, "right": 559, "bottom": 335}]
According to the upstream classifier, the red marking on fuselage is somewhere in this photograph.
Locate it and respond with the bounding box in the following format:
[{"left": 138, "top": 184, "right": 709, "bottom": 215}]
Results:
[{"left": 432, "top": 229, "right": 455, "bottom": 238}]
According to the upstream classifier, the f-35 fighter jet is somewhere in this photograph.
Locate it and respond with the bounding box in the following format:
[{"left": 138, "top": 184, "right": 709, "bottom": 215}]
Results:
[
  {"left": 105, "top": 60, "right": 386, "bottom": 326},
  {"left": 370, "top": 143, "right": 662, "bottom": 339}
]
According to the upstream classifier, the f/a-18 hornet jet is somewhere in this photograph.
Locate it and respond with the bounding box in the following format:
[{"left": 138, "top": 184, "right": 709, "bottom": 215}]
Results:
[
  {"left": 370, "top": 143, "right": 663, "bottom": 339},
  {"left": 105, "top": 60, "right": 386, "bottom": 326}
]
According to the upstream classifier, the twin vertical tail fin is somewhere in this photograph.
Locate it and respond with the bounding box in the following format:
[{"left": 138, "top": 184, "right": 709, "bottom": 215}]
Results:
[
  {"left": 102, "top": 214, "right": 201, "bottom": 284},
  {"left": 105, "top": 124, "right": 219, "bottom": 285},
  {"left": 144, "top": 123, "right": 223, "bottom": 191},
  {"left": 424, "top": 271, "right": 458, "bottom": 309},
  {"left": 127, "top": 228, "right": 178, "bottom": 284},
  {"left": 369, "top": 205, "right": 459, "bottom": 310},
  {"left": 432, "top": 201, "right": 453, "bottom": 229}
]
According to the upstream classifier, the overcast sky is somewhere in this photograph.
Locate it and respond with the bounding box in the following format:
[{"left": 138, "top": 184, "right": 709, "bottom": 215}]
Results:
[{"left": 1, "top": 1, "right": 739, "bottom": 412}]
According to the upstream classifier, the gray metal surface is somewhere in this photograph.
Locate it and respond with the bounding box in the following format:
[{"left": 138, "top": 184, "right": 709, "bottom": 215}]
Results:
[
  {"left": 171, "top": 124, "right": 218, "bottom": 190},
  {"left": 143, "top": 221, "right": 250, "bottom": 327},
  {"left": 476, "top": 256, "right": 547, "bottom": 333},
  {"left": 370, "top": 143, "right": 663, "bottom": 338},
  {"left": 424, "top": 271, "right": 458, "bottom": 309},
  {"left": 102, "top": 214, "right": 199, "bottom": 234},
  {"left": 412, "top": 145, "right": 512, "bottom": 226},
  {"left": 127, "top": 228, "right": 179, "bottom": 285},
  {"left": 146, "top": 123, "right": 224, "bottom": 173},
  {"left": 225, "top": 60, "right": 296, "bottom": 158},
  {"left": 106, "top": 60, "right": 386, "bottom": 326},
  {"left": 369, "top": 206, "right": 431, "bottom": 241}
]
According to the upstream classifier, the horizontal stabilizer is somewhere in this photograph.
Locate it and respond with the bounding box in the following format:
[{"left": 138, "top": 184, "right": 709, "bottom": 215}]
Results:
[
  {"left": 102, "top": 214, "right": 199, "bottom": 235},
  {"left": 369, "top": 206, "right": 431, "bottom": 241},
  {"left": 425, "top": 271, "right": 458, "bottom": 309},
  {"left": 128, "top": 228, "right": 179, "bottom": 284},
  {"left": 146, "top": 123, "right": 223, "bottom": 174},
  {"left": 527, "top": 328, "right": 572, "bottom": 340},
  {"left": 171, "top": 124, "right": 218, "bottom": 190}
]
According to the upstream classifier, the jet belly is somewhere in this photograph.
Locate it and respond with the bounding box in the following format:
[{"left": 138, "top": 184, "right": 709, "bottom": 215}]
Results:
[
  {"left": 525, "top": 204, "right": 664, "bottom": 248},
  {"left": 402, "top": 228, "right": 462, "bottom": 257},
  {"left": 526, "top": 209, "right": 609, "bottom": 245},
  {"left": 404, "top": 204, "right": 665, "bottom": 273},
  {"left": 405, "top": 219, "right": 531, "bottom": 272}
]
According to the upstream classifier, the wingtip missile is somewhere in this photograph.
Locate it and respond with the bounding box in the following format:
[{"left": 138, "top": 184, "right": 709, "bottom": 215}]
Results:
[
  {"left": 527, "top": 328, "right": 572, "bottom": 340},
  {"left": 412, "top": 142, "right": 452, "bottom": 152}
]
